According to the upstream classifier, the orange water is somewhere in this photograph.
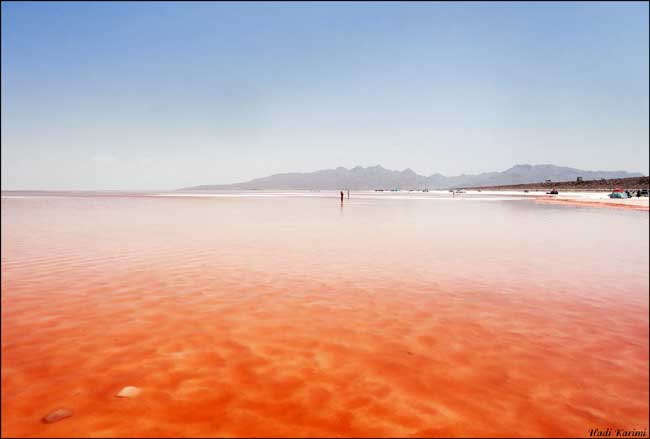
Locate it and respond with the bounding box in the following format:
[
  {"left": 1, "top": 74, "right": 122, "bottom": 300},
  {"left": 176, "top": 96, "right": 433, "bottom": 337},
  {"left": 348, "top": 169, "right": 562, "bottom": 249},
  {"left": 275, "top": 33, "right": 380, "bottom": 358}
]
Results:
[{"left": 2, "top": 192, "right": 648, "bottom": 437}]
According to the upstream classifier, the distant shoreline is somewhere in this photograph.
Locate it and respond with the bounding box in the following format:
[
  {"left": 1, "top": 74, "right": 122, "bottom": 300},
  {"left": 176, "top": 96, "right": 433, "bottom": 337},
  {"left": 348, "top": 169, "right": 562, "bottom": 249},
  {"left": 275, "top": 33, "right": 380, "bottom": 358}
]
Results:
[
  {"left": 534, "top": 196, "right": 649, "bottom": 211},
  {"left": 459, "top": 176, "right": 649, "bottom": 192}
]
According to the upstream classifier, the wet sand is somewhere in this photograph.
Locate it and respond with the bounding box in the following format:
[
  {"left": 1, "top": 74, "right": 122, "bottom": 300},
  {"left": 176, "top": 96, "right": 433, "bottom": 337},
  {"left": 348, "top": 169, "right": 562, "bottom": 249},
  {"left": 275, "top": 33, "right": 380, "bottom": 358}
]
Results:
[
  {"left": 536, "top": 196, "right": 650, "bottom": 211},
  {"left": 2, "top": 192, "right": 648, "bottom": 437}
]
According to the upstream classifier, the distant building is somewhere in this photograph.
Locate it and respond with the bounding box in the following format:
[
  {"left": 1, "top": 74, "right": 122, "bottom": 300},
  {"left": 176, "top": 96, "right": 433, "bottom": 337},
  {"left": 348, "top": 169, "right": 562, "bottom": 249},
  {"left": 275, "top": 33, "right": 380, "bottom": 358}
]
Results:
[{"left": 576, "top": 176, "right": 583, "bottom": 182}]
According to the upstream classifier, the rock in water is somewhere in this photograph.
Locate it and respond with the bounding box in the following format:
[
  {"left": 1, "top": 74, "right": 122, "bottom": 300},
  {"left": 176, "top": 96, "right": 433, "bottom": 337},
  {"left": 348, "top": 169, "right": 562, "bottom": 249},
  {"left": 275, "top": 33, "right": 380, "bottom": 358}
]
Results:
[
  {"left": 42, "top": 408, "right": 73, "bottom": 423},
  {"left": 116, "top": 386, "right": 141, "bottom": 398}
]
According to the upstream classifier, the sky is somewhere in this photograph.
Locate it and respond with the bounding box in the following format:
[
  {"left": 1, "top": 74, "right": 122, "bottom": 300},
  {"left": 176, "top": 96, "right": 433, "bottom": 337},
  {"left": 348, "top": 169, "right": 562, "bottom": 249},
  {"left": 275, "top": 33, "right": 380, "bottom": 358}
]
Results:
[{"left": 1, "top": 1, "right": 648, "bottom": 190}]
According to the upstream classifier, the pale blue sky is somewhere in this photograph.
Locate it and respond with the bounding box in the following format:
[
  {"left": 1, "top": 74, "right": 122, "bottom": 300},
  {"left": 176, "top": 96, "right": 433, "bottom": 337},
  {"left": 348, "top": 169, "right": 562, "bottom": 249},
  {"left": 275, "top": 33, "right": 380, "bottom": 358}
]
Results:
[{"left": 2, "top": 1, "right": 648, "bottom": 190}]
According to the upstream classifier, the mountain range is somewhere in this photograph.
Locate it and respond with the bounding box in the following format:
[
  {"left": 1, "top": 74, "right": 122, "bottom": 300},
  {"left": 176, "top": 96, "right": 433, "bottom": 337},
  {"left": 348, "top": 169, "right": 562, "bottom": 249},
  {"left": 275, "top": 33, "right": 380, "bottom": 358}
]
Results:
[{"left": 180, "top": 164, "right": 644, "bottom": 191}]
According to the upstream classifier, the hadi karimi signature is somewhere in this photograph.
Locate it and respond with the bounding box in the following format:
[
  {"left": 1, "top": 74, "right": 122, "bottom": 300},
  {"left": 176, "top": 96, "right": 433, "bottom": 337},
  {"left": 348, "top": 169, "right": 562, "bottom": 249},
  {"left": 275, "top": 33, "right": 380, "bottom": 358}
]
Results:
[{"left": 589, "top": 428, "right": 648, "bottom": 437}]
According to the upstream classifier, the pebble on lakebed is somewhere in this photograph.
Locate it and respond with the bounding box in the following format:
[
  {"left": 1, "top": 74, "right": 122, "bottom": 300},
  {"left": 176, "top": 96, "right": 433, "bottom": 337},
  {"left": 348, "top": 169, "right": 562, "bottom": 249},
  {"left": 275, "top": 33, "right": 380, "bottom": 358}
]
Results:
[
  {"left": 116, "top": 386, "right": 141, "bottom": 398},
  {"left": 42, "top": 408, "right": 73, "bottom": 424}
]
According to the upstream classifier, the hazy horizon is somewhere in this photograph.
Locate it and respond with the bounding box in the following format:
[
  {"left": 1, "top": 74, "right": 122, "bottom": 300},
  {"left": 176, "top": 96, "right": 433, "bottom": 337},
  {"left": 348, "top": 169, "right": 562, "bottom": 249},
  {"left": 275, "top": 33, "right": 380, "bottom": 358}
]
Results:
[
  {"left": 2, "top": 2, "right": 649, "bottom": 190},
  {"left": 0, "top": 162, "right": 647, "bottom": 192}
]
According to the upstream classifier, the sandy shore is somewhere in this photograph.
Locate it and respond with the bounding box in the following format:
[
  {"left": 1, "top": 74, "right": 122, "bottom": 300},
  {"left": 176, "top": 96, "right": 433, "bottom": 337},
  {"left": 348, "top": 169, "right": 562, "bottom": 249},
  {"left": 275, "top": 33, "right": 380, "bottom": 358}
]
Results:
[
  {"left": 536, "top": 195, "right": 650, "bottom": 211},
  {"left": 461, "top": 190, "right": 650, "bottom": 211}
]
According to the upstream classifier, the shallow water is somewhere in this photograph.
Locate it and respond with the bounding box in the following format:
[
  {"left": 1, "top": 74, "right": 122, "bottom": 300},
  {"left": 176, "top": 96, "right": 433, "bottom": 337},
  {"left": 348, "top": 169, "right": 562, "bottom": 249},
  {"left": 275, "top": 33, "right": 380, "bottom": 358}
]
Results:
[{"left": 2, "top": 191, "right": 648, "bottom": 437}]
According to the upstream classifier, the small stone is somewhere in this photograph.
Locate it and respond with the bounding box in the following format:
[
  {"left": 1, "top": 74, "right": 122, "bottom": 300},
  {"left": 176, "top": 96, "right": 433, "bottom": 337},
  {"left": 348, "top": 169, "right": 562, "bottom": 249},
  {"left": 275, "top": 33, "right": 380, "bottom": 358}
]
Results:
[
  {"left": 42, "top": 408, "right": 73, "bottom": 424},
  {"left": 116, "top": 386, "right": 141, "bottom": 398}
]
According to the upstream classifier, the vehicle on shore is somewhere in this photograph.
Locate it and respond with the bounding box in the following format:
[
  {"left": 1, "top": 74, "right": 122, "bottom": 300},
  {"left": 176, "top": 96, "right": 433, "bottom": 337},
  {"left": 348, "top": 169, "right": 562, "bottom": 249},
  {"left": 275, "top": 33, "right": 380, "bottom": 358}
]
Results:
[{"left": 609, "top": 188, "right": 629, "bottom": 199}]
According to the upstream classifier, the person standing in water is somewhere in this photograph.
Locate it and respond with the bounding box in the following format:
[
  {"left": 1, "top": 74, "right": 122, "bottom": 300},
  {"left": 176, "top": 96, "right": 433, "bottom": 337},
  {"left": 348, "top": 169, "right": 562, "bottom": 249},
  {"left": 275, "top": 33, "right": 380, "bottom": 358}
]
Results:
[
  {"left": 340, "top": 191, "right": 344, "bottom": 202},
  {"left": 347, "top": 189, "right": 350, "bottom": 199}
]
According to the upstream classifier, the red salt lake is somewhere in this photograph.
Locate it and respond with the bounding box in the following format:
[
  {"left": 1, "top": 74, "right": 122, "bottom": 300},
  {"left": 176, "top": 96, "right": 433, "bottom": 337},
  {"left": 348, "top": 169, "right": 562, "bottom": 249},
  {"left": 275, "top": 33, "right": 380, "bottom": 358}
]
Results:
[{"left": 1, "top": 191, "right": 648, "bottom": 437}]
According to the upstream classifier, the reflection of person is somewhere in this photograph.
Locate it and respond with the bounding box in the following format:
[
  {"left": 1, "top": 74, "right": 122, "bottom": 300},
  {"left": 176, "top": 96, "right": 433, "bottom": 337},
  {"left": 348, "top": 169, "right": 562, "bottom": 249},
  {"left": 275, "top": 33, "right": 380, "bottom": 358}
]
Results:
[{"left": 340, "top": 191, "right": 344, "bottom": 202}]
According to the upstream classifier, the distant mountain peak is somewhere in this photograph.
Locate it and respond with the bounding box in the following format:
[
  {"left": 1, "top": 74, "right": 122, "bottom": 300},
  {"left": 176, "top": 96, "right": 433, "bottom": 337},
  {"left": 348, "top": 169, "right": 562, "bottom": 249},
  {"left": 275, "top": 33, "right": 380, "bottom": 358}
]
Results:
[{"left": 180, "top": 164, "right": 644, "bottom": 191}]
